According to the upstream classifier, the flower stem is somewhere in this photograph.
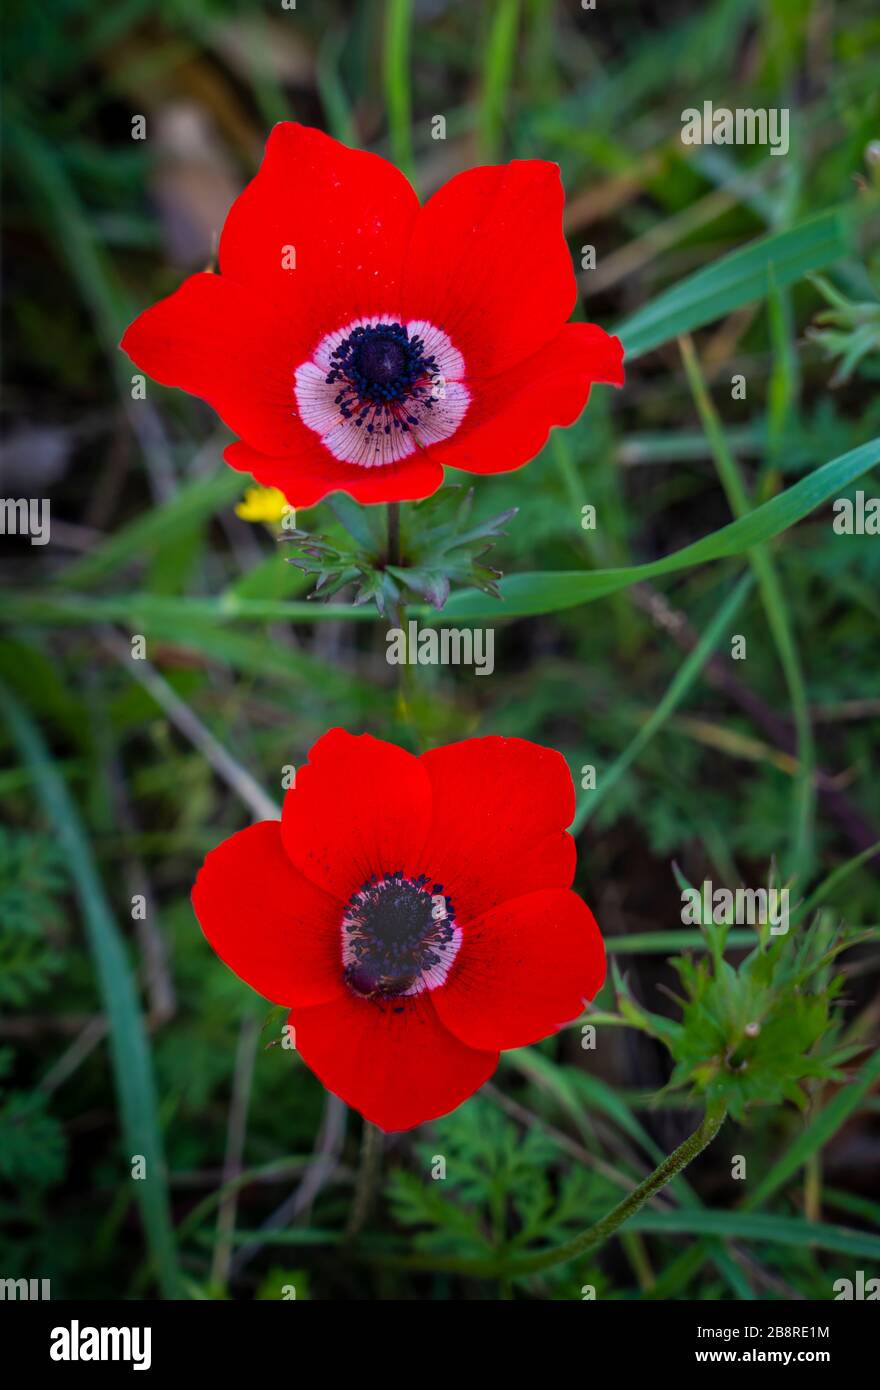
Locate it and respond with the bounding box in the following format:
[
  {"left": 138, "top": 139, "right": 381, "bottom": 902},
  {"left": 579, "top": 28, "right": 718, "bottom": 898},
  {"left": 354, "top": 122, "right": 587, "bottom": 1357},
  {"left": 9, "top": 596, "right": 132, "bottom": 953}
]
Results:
[
  {"left": 383, "top": 502, "right": 422, "bottom": 744},
  {"left": 506, "top": 1100, "right": 727, "bottom": 1277},
  {"left": 368, "top": 1101, "right": 727, "bottom": 1277},
  {"left": 386, "top": 501, "right": 401, "bottom": 568},
  {"left": 345, "top": 1121, "right": 384, "bottom": 1241}
]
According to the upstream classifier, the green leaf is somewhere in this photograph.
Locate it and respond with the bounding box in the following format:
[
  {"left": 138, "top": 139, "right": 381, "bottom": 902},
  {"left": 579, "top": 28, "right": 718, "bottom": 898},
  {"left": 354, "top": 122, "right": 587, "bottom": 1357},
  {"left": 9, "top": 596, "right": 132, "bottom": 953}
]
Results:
[
  {"left": 384, "top": 0, "right": 415, "bottom": 179},
  {"left": 0, "top": 829, "right": 66, "bottom": 1005},
  {"left": 439, "top": 437, "right": 880, "bottom": 620},
  {"left": 794, "top": 840, "right": 880, "bottom": 925},
  {"left": 325, "top": 494, "right": 384, "bottom": 550},
  {"left": 14, "top": 439, "right": 874, "bottom": 633},
  {"left": 679, "top": 331, "right": 815, "bottom": 885},
  {"left": 627, "top": 1208, "right": 880, "bottom": 1261},
  {"left": 573, "top": 571, "right": 755, "bottom": 830},
  {"left": 607, "top": 929, "right": 759, "bottom": 953},
  {"left": 617, "top": 207, "right": 853, "bottom": 360},
  {"left": 59, "top": 467, "right": 245, "bottom": 589},
  {"left": 479, "top": 0, "right": 521, "bottom": 160},
  {"left": 227, "top": 553, "right": 310, "bottom": 602},
  {"left": 0, "top": 1092, "right": 66, "bottom": 1188},
  {"left": 0, "top": 680, "right": 180, "bottom": 1297},
  {"left": 0, "top": 592, "right": 366, "bottom": 629},
  {"left": 745, "top": 1049, "right": 880, "bottom": 1211},
  {"left": 503, "top": 1047, "right": 596, "bottom": 1145}
]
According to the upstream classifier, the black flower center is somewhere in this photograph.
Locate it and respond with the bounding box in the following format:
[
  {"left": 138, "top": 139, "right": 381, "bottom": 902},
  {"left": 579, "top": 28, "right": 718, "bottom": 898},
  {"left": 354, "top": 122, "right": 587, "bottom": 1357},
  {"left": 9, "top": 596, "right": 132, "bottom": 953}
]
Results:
[
  {"left": 325, "top": 322, "right": 441, "bottom": 436},
  {"left": 352, "top": 337, "right": 408, "bottom": 389},
  {"left": 342, "top": 871, "right": 458, "bottom": 1000}
]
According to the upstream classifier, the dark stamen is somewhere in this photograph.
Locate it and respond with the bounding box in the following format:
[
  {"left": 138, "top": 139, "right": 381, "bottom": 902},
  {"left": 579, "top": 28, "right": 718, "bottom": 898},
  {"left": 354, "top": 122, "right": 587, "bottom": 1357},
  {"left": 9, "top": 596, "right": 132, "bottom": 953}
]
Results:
[
  {"left": 341, "top": 871, "right": 458, "bottom": 1000},
  {"left": 325, "top": 322, "right": 440, "bottom": 433}
]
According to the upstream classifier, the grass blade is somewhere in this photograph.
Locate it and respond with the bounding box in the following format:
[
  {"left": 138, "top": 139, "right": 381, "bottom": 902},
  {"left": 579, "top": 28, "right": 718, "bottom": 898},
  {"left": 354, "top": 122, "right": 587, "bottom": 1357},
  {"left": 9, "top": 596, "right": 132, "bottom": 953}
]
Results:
[
  {"left": 384, "top": 0, "right": 415, "bottom": 181},
  {"left": 679, "top": 333, "right": 815, "bottom": 885},
  {"left": 0, "top": 680, "right": 181, "bottom": 1297},
  {"left": 478, "top": 0, "right": 521, "bottom": 160},
  {"left": 573, "top": 573, "right": 755, "bottom": 831},
  {"left": 60, "top": 467, "right": 244, "bottom": 590},
  {"left": 627, "top": 1208, "right": 880, "bottom": 1260},
  {"left": 745, "top": 1050, "right": 880, "bottom": 1212},
  {"left": 617, "top": 208, "right": 852, "bottom": 360},
  {"left": 440, "top": 437, "right": 880, "bottom": 620}
]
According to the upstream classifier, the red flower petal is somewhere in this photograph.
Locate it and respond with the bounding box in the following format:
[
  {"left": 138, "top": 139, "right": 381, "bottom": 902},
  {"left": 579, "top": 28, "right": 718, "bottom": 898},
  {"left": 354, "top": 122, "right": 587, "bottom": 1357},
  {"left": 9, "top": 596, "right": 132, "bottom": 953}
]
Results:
[
  {"left": 191, "top": 821, "right": 344, "bottom": 1007},
  {"left": 281, "top": 730, "right": 432, "bottom": 901},
  {"left": 430, "top": 322, "right": 624, "bottom": 477},
  {"left": 219, "top": 123, "right": 419, "bottom": 341},
  {"left": 122, "top": 127, "right": 624, "bottom": 506},
  {"left": 419, "top": 736, "right": 576, "bottom": 925},
  {"left": 225, "top": 438, "right": 444, "bottom": 508},
  {"left": 433, "top": 888, "right": 605, "bottom": 1051},
  {"left": 290, "top": 990, "right": 498, "bottom": 1131},
  {"left": 120, "top": 272, "right": 308, "bottom": 456},
  {"left": 402, "top": 161, "right": 577, "bottom": 378}
]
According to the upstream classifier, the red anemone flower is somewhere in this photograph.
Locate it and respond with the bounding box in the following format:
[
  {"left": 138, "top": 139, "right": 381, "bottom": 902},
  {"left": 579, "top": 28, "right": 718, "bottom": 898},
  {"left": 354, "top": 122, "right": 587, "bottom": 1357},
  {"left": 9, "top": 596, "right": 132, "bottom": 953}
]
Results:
[
  {"left": 192, "top": 730, "right": 605, "bottom": 1131},
  {"left": 122, "top": 122, "right": 624, "bottom": 508}
]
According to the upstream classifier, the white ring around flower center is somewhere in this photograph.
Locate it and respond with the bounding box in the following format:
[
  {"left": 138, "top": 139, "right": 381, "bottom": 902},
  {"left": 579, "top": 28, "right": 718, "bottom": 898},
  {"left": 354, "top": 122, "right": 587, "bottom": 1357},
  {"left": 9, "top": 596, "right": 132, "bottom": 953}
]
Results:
[{"left": 294, "top": 316, "right": 470, "bottom": 468}]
